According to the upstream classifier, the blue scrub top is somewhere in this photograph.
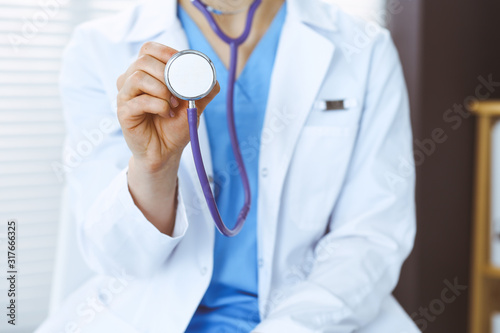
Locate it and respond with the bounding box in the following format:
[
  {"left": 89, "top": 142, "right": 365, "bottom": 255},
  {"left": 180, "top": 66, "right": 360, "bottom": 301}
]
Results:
[{"left": 179, "top": 3, "right": 286, "bottom": 333}]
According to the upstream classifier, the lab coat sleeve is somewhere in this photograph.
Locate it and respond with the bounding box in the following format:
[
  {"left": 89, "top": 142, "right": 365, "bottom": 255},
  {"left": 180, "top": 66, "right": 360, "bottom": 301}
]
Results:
[
  {"left": 254, "top": 31, "right": 416, "bottom": 332},
  {"left": 60, "top": 26, "right": 189, "bottom": 278}
]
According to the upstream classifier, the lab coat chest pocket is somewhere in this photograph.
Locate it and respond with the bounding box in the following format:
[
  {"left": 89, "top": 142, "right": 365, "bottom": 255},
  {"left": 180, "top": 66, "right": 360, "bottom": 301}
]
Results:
[{"left": 284, "top": 111, "right": 359, "bottom": 231}]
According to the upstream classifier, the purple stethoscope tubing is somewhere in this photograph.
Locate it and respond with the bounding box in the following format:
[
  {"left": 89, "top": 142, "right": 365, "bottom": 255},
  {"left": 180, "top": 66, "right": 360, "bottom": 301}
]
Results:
[{"left": 188, "top": 0, "right": 262, "bottom": 237}]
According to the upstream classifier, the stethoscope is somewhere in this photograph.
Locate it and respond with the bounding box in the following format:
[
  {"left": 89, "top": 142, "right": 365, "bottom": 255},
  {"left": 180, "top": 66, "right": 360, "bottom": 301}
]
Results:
[{"left": 164, "top": 0, "right": 262, "bottom": 237}]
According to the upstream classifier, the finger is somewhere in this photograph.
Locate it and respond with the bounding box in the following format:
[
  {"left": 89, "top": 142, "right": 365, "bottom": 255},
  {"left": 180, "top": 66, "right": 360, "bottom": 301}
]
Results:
[
  {"left": 139, "top": 41, "right": 178, "bottom": 65},
  {"left": 117, "top": 54, "right": 167, "bottom": 90},
  {"left": 195, "top": 81, "right": 221, "bottom": 114},
  {"left": 119, "top": 94, "right": 171, "bottom": 122},
  {"left": 119, "top": 70, "right": 171, "bottom": 102}
]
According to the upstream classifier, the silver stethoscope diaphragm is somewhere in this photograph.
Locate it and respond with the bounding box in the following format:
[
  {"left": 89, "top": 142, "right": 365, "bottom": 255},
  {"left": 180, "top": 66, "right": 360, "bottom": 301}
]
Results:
[{"left": 164, "top": 50, "right": 217, "bottom": 102}]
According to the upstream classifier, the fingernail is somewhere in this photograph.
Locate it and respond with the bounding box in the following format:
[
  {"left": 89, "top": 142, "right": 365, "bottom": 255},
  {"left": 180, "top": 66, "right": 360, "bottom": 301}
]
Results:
[
  {"left": 170, "top": 110, "right": 175, "bottom": 118},
  {"left": 170, "top": 96, "right": 179, "bottom": 108}
]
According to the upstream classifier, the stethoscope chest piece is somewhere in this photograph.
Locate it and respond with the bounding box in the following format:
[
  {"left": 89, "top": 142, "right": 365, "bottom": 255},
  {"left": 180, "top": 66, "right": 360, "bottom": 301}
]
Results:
[
  {"left": 164, "top": 50, "right": 217, "bottom": 101},
  {"left": 163, "top": 0, "right": 261, "bottom": 238}
]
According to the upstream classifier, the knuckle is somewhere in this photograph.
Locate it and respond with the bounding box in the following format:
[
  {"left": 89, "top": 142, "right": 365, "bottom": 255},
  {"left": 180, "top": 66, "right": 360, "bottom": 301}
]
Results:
[
  {"left": 116, "top": 74, "right": 124, "bottom": 90},
  {"left": 140, "top": 41, "right": 156, "bottom": 54},
  {"left": 129, "top": 70, "right": 145, "bottom": 85},
  {"left": 136, "top": 54, "right": 149, "bottom": 68},
  {"left": 117, "top": 102, "right": 130, "bottom": 120},
  {"left": 117, "top": 91, "right": 125, "bottom": 104}
]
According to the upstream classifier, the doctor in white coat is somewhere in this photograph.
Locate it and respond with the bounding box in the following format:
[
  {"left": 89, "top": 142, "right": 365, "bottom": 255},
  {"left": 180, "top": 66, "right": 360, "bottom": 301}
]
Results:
[{"left": 39, "top": 0, "right": 418, "bottom": 332}]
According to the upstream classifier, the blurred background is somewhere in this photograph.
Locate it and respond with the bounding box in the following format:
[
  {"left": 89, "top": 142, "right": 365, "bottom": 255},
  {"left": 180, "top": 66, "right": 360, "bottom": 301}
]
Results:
[{"left": 0, "top": 0, "right": 499, "bottom": 332}]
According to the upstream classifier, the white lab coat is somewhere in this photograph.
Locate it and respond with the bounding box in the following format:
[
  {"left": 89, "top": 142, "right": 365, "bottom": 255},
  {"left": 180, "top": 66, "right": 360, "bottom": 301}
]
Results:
[{"left": 39, "top": 0, "right": 418, "bottom": 332}]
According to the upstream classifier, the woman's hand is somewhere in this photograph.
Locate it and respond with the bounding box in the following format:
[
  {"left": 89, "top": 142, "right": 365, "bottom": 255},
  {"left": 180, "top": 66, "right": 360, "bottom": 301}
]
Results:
[
  {"left": 117, "top": 41, "right": 219, "bottom": 173},
  {"left": 116, "top": 42, "right": 219, "bottom": 235}
]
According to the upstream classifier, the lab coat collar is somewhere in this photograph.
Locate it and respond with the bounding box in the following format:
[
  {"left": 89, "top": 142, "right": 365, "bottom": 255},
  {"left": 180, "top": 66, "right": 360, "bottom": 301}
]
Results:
[
  {"left": 124, "top": 0, "right": 177, "bottom": 43},
  {"left": 287, "top": 0, "right": 339, "bottom": 32},
  {"left": 124, "top": 0, "right": 338, "bottom": 43}
]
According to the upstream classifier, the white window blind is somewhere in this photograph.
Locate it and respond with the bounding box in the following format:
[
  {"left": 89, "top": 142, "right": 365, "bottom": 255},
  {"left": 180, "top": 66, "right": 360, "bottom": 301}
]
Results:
[
  {"left": 0, "top": 0, "right": 386, "bottom": 332},
  {"left": 0, "top": 1, "right": 135, "bottom": 332}
]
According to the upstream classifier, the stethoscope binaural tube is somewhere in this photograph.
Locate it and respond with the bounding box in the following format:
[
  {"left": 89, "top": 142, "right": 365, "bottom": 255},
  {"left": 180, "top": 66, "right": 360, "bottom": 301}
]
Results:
[{"left": 165, "top": 0, "right": 262, "bottom": 237}]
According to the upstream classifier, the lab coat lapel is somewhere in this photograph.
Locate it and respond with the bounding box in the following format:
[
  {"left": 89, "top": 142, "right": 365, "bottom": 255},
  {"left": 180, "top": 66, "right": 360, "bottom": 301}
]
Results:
[{"left": 257, "top": 16, "right": 335, "bottom": 306}]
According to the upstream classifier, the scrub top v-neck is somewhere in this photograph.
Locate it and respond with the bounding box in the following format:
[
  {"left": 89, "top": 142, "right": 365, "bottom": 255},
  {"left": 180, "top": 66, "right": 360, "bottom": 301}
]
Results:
[{"left": 178, "top": 3, "right": 286, "bottom": 332}]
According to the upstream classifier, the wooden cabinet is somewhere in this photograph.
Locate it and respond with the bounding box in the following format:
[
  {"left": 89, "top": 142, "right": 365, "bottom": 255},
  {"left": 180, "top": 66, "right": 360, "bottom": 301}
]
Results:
[{"left": 469, "top": 101, "right": 500, "bottom": 333}]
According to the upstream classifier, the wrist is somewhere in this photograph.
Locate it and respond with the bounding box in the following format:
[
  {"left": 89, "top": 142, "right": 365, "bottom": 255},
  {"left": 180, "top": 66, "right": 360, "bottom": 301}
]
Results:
[
  {"left": 127, "top": 156, "right": 179, "bottom": 236},
  {"left": 130, "top": 152, "right": 181, "bottom": 177},
  {"left": 128, "top": 155, "right": 180, "bottom": 193}
]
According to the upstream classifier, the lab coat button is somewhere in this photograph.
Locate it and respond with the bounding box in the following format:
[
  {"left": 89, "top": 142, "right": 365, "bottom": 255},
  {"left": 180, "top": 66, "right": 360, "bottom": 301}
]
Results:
[
  {"left": 258, "top": 258, "right": 264, "bottom": 268},
  {"left": 261, "top": 168, "right": 268, "bottom": 178},
  {"left": 208, "top": 175, "right": 214, "bottom": 183},
  {"left": 200, "top": 266, "right": 207, "bottom": 275}
]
